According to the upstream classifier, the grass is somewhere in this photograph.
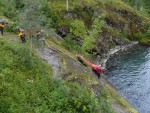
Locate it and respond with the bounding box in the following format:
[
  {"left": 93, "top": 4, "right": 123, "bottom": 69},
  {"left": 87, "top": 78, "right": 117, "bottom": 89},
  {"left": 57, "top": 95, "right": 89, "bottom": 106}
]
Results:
[
  {"left": 0, "top": 38, "right": 54, "bottom": 112},
  {"left": 45, "top": 35, "right": 138, "bottom": 113},
  {"left": 102, "top": 80, "right": 138, "bottom": 113},
  {"left": 46, "top": 39, "right": 78, "bottom": 61},
  {"left": 139, "top": 37, "right": 150, "bottom": 46},
  {"left": 0, "top": 0, "right": 148, "bottom": 112},
  {"left": 0, "top": 37, "right": 115, "bottom": 113}
]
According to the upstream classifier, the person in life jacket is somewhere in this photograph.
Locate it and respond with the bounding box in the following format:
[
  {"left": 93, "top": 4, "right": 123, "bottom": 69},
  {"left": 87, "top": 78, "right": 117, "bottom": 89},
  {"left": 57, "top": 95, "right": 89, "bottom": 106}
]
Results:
[
  {"left": 77, "top": 55, "right": 106, "bottom": 78},
  {"left": 36, "top": 30, "right": 45, "bottom": 47},
  {"left": 28, "top": 25, "right": 34, "bottom": 38},
  {"left": 0, "top": 22, "right": 5, "bottom": 36},
  {"left": 17, "top": 26, "right": 26, "bottom": 43}
]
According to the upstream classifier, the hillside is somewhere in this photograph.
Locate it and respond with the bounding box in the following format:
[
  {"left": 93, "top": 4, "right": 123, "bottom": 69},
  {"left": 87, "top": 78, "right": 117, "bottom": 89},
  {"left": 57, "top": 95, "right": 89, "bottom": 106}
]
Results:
[
  {"left": 0, "top": 0, "right": 150, "bottom": 113},
  {"left": 0, "top": 0, "right": 150, "bottom": 56},
  {"left": 0, "top": 34, "right": 137, "bottom": 113}
]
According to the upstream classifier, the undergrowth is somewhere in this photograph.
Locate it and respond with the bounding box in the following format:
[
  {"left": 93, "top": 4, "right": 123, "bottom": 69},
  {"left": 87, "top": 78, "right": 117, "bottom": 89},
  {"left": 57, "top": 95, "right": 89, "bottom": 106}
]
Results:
[{"left": 0, "top": 38, "right": 115, "bottom": 113}]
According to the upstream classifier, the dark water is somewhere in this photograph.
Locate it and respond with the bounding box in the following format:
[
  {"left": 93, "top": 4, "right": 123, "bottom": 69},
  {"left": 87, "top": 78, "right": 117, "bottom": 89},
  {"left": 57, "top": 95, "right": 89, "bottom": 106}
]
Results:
[{"left": 106, "top": 45, "right": 150, "bottom": 113}]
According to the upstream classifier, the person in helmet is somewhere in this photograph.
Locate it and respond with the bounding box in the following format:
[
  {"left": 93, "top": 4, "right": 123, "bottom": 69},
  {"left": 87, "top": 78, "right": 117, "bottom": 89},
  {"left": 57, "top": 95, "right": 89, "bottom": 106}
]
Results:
[
  {"left": 77, "top": 55, "right": 106, "bottom": 78},
  {"left": 0, "top": 22, "right": 5, "bottom": 36},
  {"left": 17, "top": 27, "right": 26, "bottom": 43}
]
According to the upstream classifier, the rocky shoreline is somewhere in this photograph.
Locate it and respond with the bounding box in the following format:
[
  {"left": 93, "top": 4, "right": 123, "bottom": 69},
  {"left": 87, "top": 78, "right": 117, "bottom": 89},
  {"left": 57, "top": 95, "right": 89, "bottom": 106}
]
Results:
[{"left": 98, "top": 41, "right": 139, "bottom": 69}]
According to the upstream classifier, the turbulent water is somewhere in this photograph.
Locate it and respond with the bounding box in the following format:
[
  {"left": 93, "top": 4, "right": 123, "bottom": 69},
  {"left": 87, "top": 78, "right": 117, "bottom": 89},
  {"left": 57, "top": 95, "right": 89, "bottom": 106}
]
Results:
[{"left": 106, "top": 45, "right": 150, "bottom": 113}]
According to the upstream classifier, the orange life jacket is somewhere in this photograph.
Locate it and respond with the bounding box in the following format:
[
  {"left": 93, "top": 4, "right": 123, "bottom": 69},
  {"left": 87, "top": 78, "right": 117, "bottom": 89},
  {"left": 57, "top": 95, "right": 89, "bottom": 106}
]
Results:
[
  {"left": 18, "top": 28, "right": 22, "bottom": 33},
  {"left": 0, "top": 24, "right": 4, "bottom": 28},
  {"left": 18, "top": 32, "right": 25, "bottom": 38}
]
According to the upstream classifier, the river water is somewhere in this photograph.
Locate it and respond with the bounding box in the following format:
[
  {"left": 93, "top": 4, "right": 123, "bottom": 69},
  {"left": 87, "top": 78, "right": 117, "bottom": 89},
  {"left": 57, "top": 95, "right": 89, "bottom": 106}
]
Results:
[{"left": 106, "top": 45, "right": 150, "bottom": 113}]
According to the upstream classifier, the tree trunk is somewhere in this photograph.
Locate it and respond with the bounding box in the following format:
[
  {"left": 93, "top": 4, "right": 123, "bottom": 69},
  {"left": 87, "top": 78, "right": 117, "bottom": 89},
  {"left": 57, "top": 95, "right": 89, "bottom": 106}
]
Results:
[{"left": 66, "top": 0, "right": 68, "bottom": 12}]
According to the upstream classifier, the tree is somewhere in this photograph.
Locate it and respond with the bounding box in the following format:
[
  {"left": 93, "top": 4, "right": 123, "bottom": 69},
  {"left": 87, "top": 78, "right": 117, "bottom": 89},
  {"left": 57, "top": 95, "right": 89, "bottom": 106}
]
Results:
[{"left": 66, "top": 0, "right": 69, "bottom": 12}]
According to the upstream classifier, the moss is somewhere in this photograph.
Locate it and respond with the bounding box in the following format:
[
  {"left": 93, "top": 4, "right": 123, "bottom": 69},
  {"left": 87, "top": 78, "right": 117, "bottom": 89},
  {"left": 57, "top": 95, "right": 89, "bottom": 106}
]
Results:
[
  {"left": 103, "top": 81, "right": 138, "bottom": 113},
  {"left": 139, "top": 37, "right": 150, "bottom": 46},
  {"left": 46, "top": 40, "right": 77, "bottom": 61}
]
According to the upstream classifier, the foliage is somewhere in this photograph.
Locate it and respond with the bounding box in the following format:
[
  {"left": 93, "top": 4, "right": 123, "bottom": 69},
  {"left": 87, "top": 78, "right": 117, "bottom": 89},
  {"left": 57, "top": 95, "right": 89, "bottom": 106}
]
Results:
[
  {"left": 91, "top": 15, "right": 105, "bottom": 38},
  {"left": 0, "top": 0, "right": 144, "bottom": 112},
  {"left": 63, "top": 36, "right": 81, "bottom": 53},
  {"left": 2, "top": 0, "right": 18, "bottom": 19},
  {"left": 63, "top": 14, "right": 105, "bottom": 56},
  {"left": 20, "top": 0, "right": 52, "bottom": 34},
  {"left": 70, "top": 20, "right": 87, "bottom": 39},
  {"left": 0, "top": 38, "right": 108, "bottom": 113},
  {"left": 122, "top": 0, "right": 150, "bottom": 17},
  {"left": 134, "top": 22, "right": 150, "bottom": 41},
  {"left": 139, "top": 37, "right": 150, "bottom": 46},
  {"left": 5, "top": 23, "right": 18, "bottom": 33},
  {"left": 98, "top": 88, "right": 115, "bottom": 113}
]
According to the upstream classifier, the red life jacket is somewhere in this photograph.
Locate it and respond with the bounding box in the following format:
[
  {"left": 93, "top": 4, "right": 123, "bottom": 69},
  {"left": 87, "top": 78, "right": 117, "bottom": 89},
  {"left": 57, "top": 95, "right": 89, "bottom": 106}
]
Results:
[{"left": 92, "top": 64, "right": 102, "bottom": 74}]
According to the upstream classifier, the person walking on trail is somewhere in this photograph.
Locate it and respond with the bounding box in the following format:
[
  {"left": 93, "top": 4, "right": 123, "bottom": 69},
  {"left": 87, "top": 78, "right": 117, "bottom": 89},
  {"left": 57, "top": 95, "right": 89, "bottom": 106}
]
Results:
[
  {"left": 0, "top": 21, "right": 6, "bottom": 36},
  {"left": 28, "top": 25, "right": 34, "bottom": 38},
  {"left": 16, "top": 26, "right": 26, "bottom": 43},
  {"left": 77, "top": 55, "right": 106, "bottom": 79},
  {"left": 36, "top": 30, "right": 45, "bottom": 48}
]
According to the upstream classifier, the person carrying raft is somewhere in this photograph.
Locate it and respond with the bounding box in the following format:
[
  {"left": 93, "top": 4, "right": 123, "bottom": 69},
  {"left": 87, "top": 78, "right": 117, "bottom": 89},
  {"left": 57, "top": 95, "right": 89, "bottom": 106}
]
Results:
[{"left": 77, "top": 55, "right": 106, "bottom": 79}]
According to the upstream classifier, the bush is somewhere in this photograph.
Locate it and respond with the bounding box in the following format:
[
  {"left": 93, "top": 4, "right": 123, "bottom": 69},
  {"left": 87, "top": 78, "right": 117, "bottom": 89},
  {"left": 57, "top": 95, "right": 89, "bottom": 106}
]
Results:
[
  {"left": 145, "top": 27, "right": 150, "bottom": 38},
  {"left": 5, "top": 23, "right": 18, "bottom": 33},
  {"left": 70, "top": 19, "right": 87, "bottom": 39},
  {"left": 2, "top": 0, "right": 17, "bottom": 19},
  {"left": 63, "top": 36, "right": 81, "bottom": 52},
  {"left": 0, "top": 38, "right": 104, "bottom": 113}
]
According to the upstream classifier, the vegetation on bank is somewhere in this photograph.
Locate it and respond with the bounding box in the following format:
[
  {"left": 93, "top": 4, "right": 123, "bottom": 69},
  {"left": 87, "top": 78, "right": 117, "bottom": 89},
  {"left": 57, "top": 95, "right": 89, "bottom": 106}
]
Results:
[
  {"left": 122, "top": 0, "right": 150, "bottom": 17},
  {"left": 0, "top": 0, "right": 149, "bottom": 112},
  {"left": 0, "top": 0, "right": 149, "bottom": 56},
  {"left": 46, "top": 38, "right": 138, "bottom": 113},
  {"left": 0, "top": 38, "right": 116, "bottom": 113}
]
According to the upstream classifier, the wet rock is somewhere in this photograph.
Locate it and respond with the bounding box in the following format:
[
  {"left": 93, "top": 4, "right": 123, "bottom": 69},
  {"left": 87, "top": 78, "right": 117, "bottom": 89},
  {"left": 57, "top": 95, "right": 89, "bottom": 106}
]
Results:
[
  {"left": 57, "top": 26, "right": 69, "bottom": 38},
  {"left": 118, "top": 9, "right": 128, "bottom": 16},
  {"left": 36, "top": 48, "right": 60, "bottom": 76},
  {"left": 52, "top": 32, "right": 64, "bottom": 41}
]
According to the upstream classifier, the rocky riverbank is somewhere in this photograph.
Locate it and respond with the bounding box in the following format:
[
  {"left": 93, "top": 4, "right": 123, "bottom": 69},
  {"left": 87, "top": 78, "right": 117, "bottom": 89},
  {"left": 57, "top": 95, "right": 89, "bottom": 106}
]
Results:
[{"left": 98, "top": 41, "right": 138, "bottom": 69}]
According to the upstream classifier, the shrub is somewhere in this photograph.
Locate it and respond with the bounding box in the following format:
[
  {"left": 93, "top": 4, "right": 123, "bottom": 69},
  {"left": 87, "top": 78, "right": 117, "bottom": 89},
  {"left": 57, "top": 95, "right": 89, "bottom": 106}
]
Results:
[
  {"left": 5, "top": 23, "right": 18, "bottom": 33},
  {"left": 0, "top": 38, "right": 107, "bottom": 113},
  {"left": 3, "top": 1, "right": 17, "bottom": 19},
  {"left": 70, "top": 19, "right": 87, "bottom": 39}
]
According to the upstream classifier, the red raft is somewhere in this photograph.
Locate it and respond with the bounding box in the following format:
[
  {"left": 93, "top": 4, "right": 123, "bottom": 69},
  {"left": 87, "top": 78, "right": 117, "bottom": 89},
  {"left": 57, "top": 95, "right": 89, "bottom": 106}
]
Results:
[{"left": 77, "top": 55, "right": 102, "bottom": 75}]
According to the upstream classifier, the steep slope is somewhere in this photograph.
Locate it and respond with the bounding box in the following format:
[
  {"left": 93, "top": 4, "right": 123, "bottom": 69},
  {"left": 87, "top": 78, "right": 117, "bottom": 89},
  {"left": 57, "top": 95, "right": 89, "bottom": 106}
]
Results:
[
  {"left": 50, "top": 0, "right": 149, "bottom": 55},
  {"left": 0, "top": 38, "right": 108, "bottom": 113},
  {"left": 1, "top": 0, "right": 149, "bottom": 112},
  {"left": 0, "top": 34, "right": 138, "bottom": 112},
  {"left": 37, "top": 39, "right": 138, "bottom": 113}
]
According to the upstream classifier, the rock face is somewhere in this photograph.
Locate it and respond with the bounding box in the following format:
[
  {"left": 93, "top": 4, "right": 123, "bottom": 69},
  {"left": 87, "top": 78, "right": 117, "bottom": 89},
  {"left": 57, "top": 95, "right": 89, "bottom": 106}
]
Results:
[
  {"left": 57, "top": 26, "right": 69, "bottom": 38},
  {"left": 55, "top": 2, "right": 146, "bottom": 56},
  {"left": 36, "top": 47, "right": 60, "bottom": 76},
  {"left": 36, "top": 40, "right": 138, "bottom": 113},
  {"left": 95, "top": 8, "right": 144, "bottom": 55}
]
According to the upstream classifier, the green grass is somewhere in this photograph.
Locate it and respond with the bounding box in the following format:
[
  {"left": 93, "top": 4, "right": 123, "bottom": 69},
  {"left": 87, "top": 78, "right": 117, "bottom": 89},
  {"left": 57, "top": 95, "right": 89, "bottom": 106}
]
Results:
[
  {"left": 0, "top": 38, "right": 115, "bottom": 113},
  {"left": 0, "top": 0, "right": 148, "bottom": 112},
  {"left": 139, "top": 37, "right": 150, "bottom": 46},
  {"left": 102, "top": 82, "right": 138, "bottom": 113}
]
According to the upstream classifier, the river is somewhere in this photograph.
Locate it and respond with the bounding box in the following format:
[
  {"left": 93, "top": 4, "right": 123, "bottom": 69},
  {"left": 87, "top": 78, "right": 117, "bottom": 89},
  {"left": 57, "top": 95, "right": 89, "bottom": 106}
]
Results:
[{"left": 106, "top": 44, "right": 150, "bottom": 113}]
